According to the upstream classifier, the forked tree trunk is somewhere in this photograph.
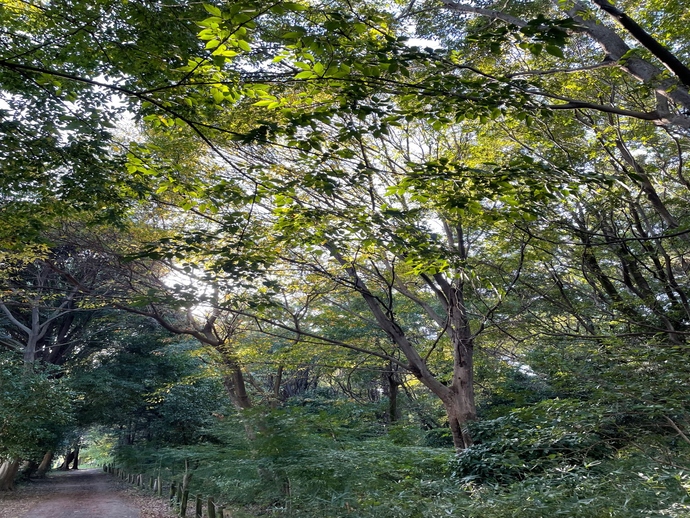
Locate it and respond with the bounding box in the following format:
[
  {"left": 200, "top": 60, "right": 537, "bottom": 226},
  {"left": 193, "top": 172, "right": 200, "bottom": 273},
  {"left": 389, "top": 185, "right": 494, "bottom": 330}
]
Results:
[
  {"left": 0, "top": 459, "right": 21, "bottom": 491},
  {"left": 327, "top": 243, "right": 478, "bottom": 451}
]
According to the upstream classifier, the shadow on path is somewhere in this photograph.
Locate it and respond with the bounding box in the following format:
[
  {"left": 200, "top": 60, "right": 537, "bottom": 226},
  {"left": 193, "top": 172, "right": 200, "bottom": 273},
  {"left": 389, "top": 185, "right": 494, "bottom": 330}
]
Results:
[{"left": 2, "top": 468, "right": 139, "bottom": 518}]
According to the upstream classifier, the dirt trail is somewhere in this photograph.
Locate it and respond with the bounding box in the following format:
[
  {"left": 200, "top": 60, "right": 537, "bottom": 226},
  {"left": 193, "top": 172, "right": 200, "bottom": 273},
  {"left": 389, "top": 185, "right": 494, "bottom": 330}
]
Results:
[{"left": 0, "top": 468, "right": 170, "bottom": 518}]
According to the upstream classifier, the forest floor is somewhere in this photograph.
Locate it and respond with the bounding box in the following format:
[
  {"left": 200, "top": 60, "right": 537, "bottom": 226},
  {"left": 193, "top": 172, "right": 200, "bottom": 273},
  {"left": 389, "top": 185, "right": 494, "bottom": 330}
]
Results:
[{"left": 0, "top": 468, "right": 176, "bottom": 518}]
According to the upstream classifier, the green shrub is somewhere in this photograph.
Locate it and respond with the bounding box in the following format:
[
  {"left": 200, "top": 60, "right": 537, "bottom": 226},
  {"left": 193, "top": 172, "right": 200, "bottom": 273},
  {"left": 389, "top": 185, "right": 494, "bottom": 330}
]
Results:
[{"left": 453, "top": 398, "right": 618, "bottom": 484}]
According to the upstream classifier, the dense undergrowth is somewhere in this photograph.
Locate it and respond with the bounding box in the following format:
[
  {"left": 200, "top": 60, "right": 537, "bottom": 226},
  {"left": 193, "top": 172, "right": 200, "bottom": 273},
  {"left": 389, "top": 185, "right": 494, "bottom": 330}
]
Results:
[{"left": 105, "top": 395, "right": 690, "bottom": 517}]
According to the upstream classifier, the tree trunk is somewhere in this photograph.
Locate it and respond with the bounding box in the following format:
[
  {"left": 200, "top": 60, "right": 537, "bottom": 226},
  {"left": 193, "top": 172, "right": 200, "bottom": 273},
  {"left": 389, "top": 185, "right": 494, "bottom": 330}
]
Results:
[
  {"left": 270, "top": 365, "right": 283, "bottom": 409},
  {"left": 444, "top": 397, "right": 475, "bottom": 450},
  {"left": 19, "top": 460, "right": 38, "bottom": 480},
  {"left": 424, "top": 271, "right": 477, "bottom": 450},
  {"left": 36, "top": 451, "right": 53, "bottom": 478},
  {"left": 71, "top": 447, "right": 79, "bottom": 470},
  {"left": 181, "top": 459, "right": 193, "bottom": 492},
  {"left": 327, "top": 243, "right": 477, "bottom": 451},
  {"left": 385, "top": 369, "right": 401, "bottom": 423},
  {"left": 439, "top": 0, "right": 690, "bottom": 120},
  {"left": 59, "top": 450, "right": 75, "bottom": 471},
  {"left": 0, "top": 459, "right": 20, "bottom": 491},
  {"left": 220, "top": 356, "right": 252, "bottom": 411}
]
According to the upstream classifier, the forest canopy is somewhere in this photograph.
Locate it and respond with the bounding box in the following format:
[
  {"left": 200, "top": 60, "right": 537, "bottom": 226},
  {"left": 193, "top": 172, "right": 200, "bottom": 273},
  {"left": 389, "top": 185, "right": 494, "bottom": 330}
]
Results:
[{"left": 2, "top": 0, "right": 690, "bottom": 514}]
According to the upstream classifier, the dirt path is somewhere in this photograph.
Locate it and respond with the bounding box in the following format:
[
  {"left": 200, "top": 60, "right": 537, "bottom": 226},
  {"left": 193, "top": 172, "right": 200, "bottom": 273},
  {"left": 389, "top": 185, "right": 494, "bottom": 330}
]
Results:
[{"left": 0, "top": 468, "right": 175, "bottom": 518}]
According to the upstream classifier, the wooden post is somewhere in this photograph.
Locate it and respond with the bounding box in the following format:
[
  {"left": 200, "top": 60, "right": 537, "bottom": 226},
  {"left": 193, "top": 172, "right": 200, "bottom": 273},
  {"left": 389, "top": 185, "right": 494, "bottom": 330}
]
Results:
[
  {"left": 217, "top": 505, "right": 224, "bottom": 518},
  {"left": 176, "top": 483, "right": 183, "bottom": 505},
  {"left": 149, "top": 476, "right": 154, "bottom": 490},
  {"left": 170, "top": 481, "right": 177, "bottom": 504},
  {"left": 195, "top": 494, "right": 202, "bottom": 518},
  {"left": 180, "top": 489, "right": 189, "bottom": 517},
  {"left": 157, "top": 475, "right": 163, "bottom": 497},
  {"left": 208, "top": 497, "right": 216, "bottom": 518}
]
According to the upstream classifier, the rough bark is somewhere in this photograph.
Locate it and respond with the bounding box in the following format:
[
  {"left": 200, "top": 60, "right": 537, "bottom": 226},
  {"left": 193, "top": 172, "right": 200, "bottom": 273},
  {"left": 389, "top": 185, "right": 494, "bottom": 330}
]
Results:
[
  {"left": 271, "top": 365, "right": 283, "bottom": 409},
  {"left": 36, "top": 451, "right": 53, "bottom": 478},
  {"left": 0, "top": 458, "right": 20, "bottom": 491},
  {"left": 220, "top": 357, "right": 252, "bottom": 411}
]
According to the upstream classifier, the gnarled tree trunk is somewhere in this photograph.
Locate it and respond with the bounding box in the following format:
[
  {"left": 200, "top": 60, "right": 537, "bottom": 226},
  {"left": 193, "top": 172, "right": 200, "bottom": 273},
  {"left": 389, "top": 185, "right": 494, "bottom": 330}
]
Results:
[
  {"left": 0, "top": 459, "right": 21, "bottom": 491},
  {"left": 36, "top": 451, "right": 53, "bottom": 478}
]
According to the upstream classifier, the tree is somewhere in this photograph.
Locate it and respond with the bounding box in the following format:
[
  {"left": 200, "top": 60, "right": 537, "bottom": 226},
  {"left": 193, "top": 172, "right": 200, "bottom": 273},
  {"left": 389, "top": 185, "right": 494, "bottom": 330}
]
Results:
[
  {"left": 0, "top": 351, "right": 73, "bottom": 490},
  {"left": 0, "top": 233, "right": 123, "bottom": 365},
  {"left": 69, "top": 317, "right": 225, "bottom": 447},
  {"left": 3, "top": 0, "right": 690, "bottom": 457}
]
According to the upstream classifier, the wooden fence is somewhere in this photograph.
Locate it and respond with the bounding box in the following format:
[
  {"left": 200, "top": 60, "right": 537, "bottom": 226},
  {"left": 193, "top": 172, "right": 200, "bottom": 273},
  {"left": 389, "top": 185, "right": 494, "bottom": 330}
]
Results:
[{"left": 103, "top": 464, "right": 227, "bottom": 518}]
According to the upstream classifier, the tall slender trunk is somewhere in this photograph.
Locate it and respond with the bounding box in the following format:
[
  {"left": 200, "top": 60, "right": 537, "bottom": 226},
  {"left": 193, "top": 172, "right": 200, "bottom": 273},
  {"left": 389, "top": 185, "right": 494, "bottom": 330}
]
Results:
[{"left": 384, "top": 361, "right": 403, "bottom": 424}]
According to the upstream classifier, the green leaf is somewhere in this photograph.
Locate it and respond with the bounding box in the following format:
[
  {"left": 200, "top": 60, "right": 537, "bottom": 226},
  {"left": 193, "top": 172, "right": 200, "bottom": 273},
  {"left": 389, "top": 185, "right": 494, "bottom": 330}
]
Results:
[
  {"left": 295, "top": 70, "right": 317, "bottom": 79},
  {"left": 212, "top": 88, "right": 224, "bottom": 103},
  {"left": 203, "top": 4, "right": 222, "bottom": 17},
  {"left": 545, "top": 44, "right": 564, "bottom": 58},
  {"left": 282, "top": 1, "right": 308, "bottom": 11}
]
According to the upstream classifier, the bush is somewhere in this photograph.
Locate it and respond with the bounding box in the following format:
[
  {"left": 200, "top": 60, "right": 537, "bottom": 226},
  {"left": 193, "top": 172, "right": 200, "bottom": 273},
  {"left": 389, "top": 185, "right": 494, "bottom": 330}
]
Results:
[{"left": 453, "top": 398, "right": 618, "bottom": 484}]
